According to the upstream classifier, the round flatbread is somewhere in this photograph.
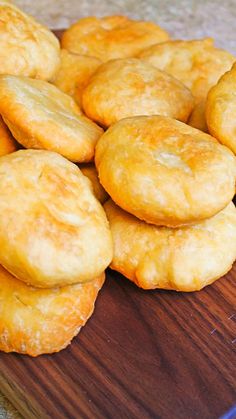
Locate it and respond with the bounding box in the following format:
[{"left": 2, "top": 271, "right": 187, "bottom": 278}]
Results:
[
  {"left": 0, "top": 75, "right": 103, "bottom": 162},
  {"left": 0, "top": 265, "right": 105, "bottom": 356},
  {"left": 0, "top": 2, "right": 60, "bottom": 80},
  {"left": 139, "top": 38, "right": 235, "bottom": 102},
  {"left": 96, "top": 116, "right": 236, "bottom": 226},
  {"left": 61, "top": 15, "right": 170, "bottom": 62},
  {"left": 82, "top": 58, "right": 194, "bottom": 127},
  {"left": 105, "top": 200, "right": 236, "bottom": 292},
  {"left": 0, "top": 150, "right": 112, "bottom": 288}
]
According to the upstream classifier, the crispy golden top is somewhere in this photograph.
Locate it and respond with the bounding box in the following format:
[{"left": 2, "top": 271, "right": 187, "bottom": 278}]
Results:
[
  {"left": 82, "top": 58, "right": 194, "bottom": 126},
  {"left": 96, "top": 115, "right": 236, "bottom": 226},
  {"left": 139, "top": 38, "right": 236, "bottom": 102},
  {"left": 0, "top": 150, "right": 112, "bottom": 288},
  {"left": 61, "top": 15, "right": 170, "bottom": 62},
  {"left": 0, "top": 2, "right": 60, "bottom": 80},
  {"left": 0, "top": 75, "right": 103, "bottom": 162}
]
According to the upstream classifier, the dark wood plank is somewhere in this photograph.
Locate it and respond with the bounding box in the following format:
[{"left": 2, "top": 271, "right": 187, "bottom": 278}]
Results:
[
  {"left": 0, "top": 30, "right": 235, "bottom": 419},
  {"left": 0, "top": 266, "right": 235, "bottom": 419}
]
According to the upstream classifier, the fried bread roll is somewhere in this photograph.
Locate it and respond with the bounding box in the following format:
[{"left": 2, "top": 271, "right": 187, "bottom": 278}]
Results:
[
  {"left": 0, "top": 75, "right": 103, "bottom": 162},
  {"left": 82, "top": 58, "right": 194, "bottom": 127},
  {"left": 105, "top": 200, "right": 236, "bottom": 292},
  {"left": 96, "top": 116, "right": 236, "bottom": 226},
  {"left": 0, "top": 2, "right": 60, "bottom": 80},
  {"left": 0, "top": 266, "right": 105, "bottom": 356},
  {"left": 0, "top": 150, "right": 112, "bottom": 288},
  {"left": 61, "top": 15, "right": 170, "bottom": 62},
  {"left": 139, "top": 38, "right": 235, "bottom": 102}
]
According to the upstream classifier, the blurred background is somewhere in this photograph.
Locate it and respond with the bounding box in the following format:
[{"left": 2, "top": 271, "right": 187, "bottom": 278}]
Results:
[{"left": 14, "top": 0, "right": 236, "bottom": 54}]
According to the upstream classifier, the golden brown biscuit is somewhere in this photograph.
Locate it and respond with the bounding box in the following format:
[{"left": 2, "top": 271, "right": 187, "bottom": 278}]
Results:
[
  {"left": 139, "top": 38, "right": 235, "bottom": 102},
  {"left": 0, "top": 116, "right": 18, "bottom": 156},
  {"left": 0, "top": 150, "right": 113, "bottom": 288},
  {"left": 79, "top": 163, "right": 109, "bottom": 204},
  {"left": 188, "top": 101, "right": 208, "bottom": 133},
  {"left": 0, "top": 2, "right": 60, "bottom": 80},
  {"left": 206, "top": 63, "right": 236, "bottom": 154},
  {"left": 0, "top": 265, "right": 105, "bottom": 356},
  {"left": 0, "top": 75, "right": 103, "bottom": 162},
  {"left": 105, "top": 200, "right": 236, "bottom": 292},
  {"left": 82, "top": 58, "right": 194, "bottom": 127},
  {"left": 61, "top": 15, "right": 170, "bottom": 62},
  {"left": 53, "top": 49, "right": 102, "bottom": 106},
  {"left": 96, "top": 116, "right": 236, "bottom": 227}
]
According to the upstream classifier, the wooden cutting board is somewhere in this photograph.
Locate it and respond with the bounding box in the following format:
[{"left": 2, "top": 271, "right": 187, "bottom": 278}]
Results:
[
  {"left": 0, "top": 30, "right": 235, "bottom": 419},
  {"left": 0, "top": 268, "right": 235, "bottom": 419}
]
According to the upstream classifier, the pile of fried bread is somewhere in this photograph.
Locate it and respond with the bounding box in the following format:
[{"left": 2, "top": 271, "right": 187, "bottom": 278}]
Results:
[{"left": 0, "top": 0, "right": 235, "bottom": 356}]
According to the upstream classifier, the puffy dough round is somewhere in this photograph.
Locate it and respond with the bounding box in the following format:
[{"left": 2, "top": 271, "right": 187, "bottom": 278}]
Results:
[
  {"left": 188, "top": 101, "right": 208, "bottom": 133},
  {"left": 61, "top": 15, "right": 170, "bottom": 62},
  {"left": 95, "top": 116, "right": 236, "bottom": 227},
  {"left": 53, "top": 49, "right": 102, "bottom": 106},
  {"left": 0, "top": 75, "right": 103, "bottom": 163},
  {"left": 206, "top": 63, "right": 236, "bottom": 154},
  {"left": 139, "top": 38, "right": 236, "bottom": 103},
  {"left": 105, "top": 200, "right": 236, "bottom": 292},
  {"left": 79, "top": 163, "right": 109, "bottom": 204},
  {"left": 82, "top": 58, "right": 194, "bottom": 127},
  {"left": 0, "top": 150, "right": 113, "bottom": 288},
  {"left": 0, "top": 265, "right": 105, "bottom": 356},
  {"left": 0, "top": 2, "right": 60, "bottom": 80},
  {"left": 0, "top": 116, "right": 18, "bottom": 156}
]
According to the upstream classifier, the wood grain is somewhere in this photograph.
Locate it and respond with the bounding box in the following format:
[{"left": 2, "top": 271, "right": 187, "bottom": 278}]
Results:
[
  {"left": 0, "top": 30, "right": 235, "bottom": 419},
  {"left": 0, "top": 266, "right": 235, "bottom": 419}
]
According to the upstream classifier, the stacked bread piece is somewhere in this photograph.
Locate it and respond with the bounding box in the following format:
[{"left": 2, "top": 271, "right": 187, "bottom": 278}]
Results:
[
  {"left": 97, "top": 116, "right": 236, "bottom": 291},
  {"left": 0, "top": 2, "right": 235, "bottom": 356},
  {"left": 0, "top": 146, "right": 113, "bottom": 356},
  {"left": 0, "top": 2, "right": 113, "bottom": 356},
  {"left": 62, "top": 15, "right": 236, "bottom": 291}
]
